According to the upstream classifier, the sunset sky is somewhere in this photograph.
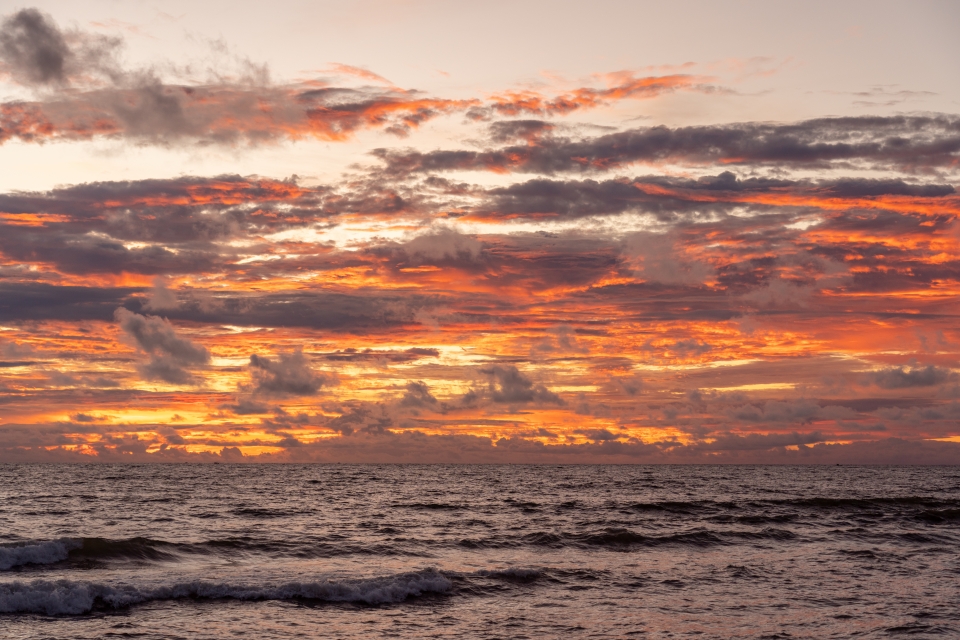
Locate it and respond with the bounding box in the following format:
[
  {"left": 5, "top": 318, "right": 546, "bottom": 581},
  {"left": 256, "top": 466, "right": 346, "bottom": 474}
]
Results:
[{"left": 1, "top": 0, "right": 959, "bottom": 463}]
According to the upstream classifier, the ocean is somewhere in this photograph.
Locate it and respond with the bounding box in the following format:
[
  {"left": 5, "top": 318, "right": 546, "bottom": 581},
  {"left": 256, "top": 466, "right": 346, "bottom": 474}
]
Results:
[{"left": 1, "top": 464, "right": 958, "bottom": 638}]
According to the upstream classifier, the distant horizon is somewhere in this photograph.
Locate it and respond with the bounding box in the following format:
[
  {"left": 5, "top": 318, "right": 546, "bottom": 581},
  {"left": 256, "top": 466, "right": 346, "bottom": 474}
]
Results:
[{"left": 1, "top": 1, "right": 960, "bottom": 464}]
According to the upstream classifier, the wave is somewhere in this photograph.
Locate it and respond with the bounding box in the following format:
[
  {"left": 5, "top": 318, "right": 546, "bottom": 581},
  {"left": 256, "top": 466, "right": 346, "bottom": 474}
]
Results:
[
  {"left": 0, "top": 540, "right": 82, "bottom": 571},
  {"left": 476, "top": 567, "right": 543, "bottom": 582},
  {"left": 460, "top": 528, "right": 733, "bottom": 549},
  {"left": 0, "top": 568, "right": 453, "bottom": 616},
  {"left": 400, "top": 502, "right": 465, "bottom": 511},
  {"left": 916, "top": 508, "right": 960, "bottom": 523},
  {"left": 1, "top": 536, "right": 421, "bottom": 570},
  {"left": 771, "top": 496, "right": 956, "bottom": 509},
  {"left": 1, "top": 538, "right": 194, "bottom": 571},
  {"left": 611, "top": 496, "right": 960, "bottom": 512},
  {"left": 572, "top": 528, "right": 724, "bottom": 548}
]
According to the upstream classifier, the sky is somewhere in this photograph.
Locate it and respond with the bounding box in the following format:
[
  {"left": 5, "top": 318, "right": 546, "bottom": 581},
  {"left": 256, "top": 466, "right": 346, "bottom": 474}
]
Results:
[{"left": 1, "top": 0, "right": 959, "bottom": 463}]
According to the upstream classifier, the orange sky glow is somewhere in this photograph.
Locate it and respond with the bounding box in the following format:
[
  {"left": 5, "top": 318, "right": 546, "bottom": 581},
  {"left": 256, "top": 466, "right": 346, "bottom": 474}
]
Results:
[{"left": 1, "top": 3, "right": 959, "bottom": 463}]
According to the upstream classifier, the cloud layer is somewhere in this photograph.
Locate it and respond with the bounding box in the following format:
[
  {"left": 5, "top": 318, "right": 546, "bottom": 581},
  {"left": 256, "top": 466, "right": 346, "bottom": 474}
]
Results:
[{"left": 0, "top": 8, "right": 958, "bottom": 463}]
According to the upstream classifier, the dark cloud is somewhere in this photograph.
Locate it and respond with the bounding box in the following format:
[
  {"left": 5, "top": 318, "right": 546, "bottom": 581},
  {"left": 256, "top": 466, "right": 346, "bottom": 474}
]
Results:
[
  {"left": 324, "top": 404, "right": 394, "bottom": 435},
  {"left": 400, "top": 381, "right": 439, "bottom": 408},
  {"left": 0, "top": 8, "right": 119, "bottom": 87},
  {"left": 0, "top": 11, "right": 473, "bottom": 146},
  {"left": 0, "top": 281, "right": 446, "bottom": 331},
  {"left": 574, "top": 428, "right": 620, "bottom": 441},
  {"left": 695, "top": 431, "right": 826, "bottom": 451},
  {"left": 870, "top": 365, "right": 954, "bottom": 389},
  {"left": 471, "top": 175, "right": 772, "bottom": 223},
  {"left": 608, "top": 374, "right": 643, "bottom": 396},
  {"left": 819, "top": 179, "right": 955, "bottom": 198},
  {"left": 488, "top": 119, "right": 555, "bottom": 144},
  {"left": 115, "top": 308, "right": 210, "bottom": 384},
  {"left": 0, "top": 283, "right": 138, "bottom": 322},
  {"left": 0, "top": 174, "right": 449, "bottom": 277},
  {"left": 248, "top": 349, "right": 330, "bottom": 397},
  {"left": 531, "top": 325, "right": 589, "bottom": 357},
  {"left": 377, "top": 115, "right": 960, "bottom": 175},
  {"left": 728, "top": 400, "right": 822, "bottom": 424},
  {"left": 468, "top": 365, "right": 564, "bottom": 405},
  {"left": 0, "top": 8, "right": 70, "bottom": 85},
  {"left": 220, "top": 399, "right": 272, "bottom": 415},
  {"left": 399, "top": 228, "right": 483, "bottom": 263}
]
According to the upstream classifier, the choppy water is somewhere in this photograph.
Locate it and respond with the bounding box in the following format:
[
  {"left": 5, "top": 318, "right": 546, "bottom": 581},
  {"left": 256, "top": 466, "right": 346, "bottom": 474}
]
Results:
[{"left": 1, "top": 465, "right": 958, "bottom": 639}]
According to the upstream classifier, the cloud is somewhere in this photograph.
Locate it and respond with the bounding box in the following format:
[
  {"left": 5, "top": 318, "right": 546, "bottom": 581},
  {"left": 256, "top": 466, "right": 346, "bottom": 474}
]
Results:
[
  {"left": 696, "top": 431, "right": 826, "bottom": 451},
  {"left": 0, "top": 14, "right": 713, "bottom": 149},
  {"left": 531, "top": 325, "right": 588, "bottom": 357},
  {"left": 869, "top": 365, "right": 954, "bottom": 389},
  {"left": 0, "top": 8, "right": 71, "bottom": 85},
  {"left": 607, "top": 374, "right": 644, "bottom": 396},
  {"left": 480, "top": 73, "right": 708, "bottom": 118},
  {"left": 574, "top": 428, "right": 620, "bottom": 442},
  {"left": 0, "top": 84, "right": 478, "bottom": 146},
  {"left": 323, "top": 348, "right": 440, "bottom": 363},
  {"left": 0, "top": 8, "right": 120, "bottom": 86},
  {"left": 3, "top": 11, "right": 960, "bottom": 464},
  {"left": 376, "top": 115, "right": 960, "bottom": 175},
  {"left": 248, "top": 349, "right": 330, "bottom": 397},
  {"left": 0, "top": 11, "right": 475, "bottom": 146},
  {"left": 625, "top": 231, "right": 712, "bottom": 285},
  {"left": 727, "top": 400, "right": 822, "bottom": 424},
  {"left": 468, "top": 365, "right": 564, "bottom": 405},
  {"left": 401, "top": 228, "right": 483, "bottom": 262},
  {"left": 115, "top": 307, "right": 209, "bottom": 384},
  {"left": 400, "top": 381, "right": 439, "bottom": 408},
  {"left": 143, "top": 277, "right": 179, "bottom": 311},
  {"left": 220, "top": 398, "right": 272, "bottom": 415}
]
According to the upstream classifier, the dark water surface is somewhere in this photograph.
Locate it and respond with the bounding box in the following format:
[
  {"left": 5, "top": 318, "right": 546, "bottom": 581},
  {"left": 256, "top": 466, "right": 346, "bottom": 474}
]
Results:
[{"left": 1, "top": 465, "right": 958, "bottom": 638}]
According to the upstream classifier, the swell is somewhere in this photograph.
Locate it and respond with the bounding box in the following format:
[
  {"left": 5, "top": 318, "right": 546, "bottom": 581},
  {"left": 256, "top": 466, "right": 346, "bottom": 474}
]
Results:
[
  {"left": 0, "top": 568, "right": 453, "bottom": 616},
  {"left": 0, "top": 536, "right": 422, "bottom": 571},
  {"left": 620, "top": 496, "right": 960, "bottom": 512},
  {"left": 458, "top": 527, "right": 797, "bottom": 550},
  {"left": 6, "top": 510, "right": 954, "bottom": 571}
]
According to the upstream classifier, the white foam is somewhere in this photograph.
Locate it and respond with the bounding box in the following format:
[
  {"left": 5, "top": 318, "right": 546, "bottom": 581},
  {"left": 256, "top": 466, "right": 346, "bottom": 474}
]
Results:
[
  {"left": 0, "top": 539, "right": 82, "bottom": 571},
  {"left": 0, "top": 568, "right": 453, "bottom": 615}
]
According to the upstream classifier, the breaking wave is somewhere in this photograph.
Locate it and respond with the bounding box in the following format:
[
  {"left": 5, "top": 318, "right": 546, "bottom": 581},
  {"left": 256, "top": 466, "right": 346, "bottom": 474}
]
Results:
[
  {"left": 0, "top": 540, "right": 83, "bottom": 571},
  {"left": 0, "top": 568, "right": 453, "bottom": 615}
]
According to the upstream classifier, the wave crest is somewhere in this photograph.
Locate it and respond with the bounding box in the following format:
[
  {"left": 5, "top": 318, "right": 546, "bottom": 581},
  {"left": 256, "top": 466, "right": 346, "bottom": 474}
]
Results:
[
  {"left": 0, "top": 540, "right": 82, "bottom": 571},
  {"left": 0, "top": 568, "right": 453, "bottom": 615}
]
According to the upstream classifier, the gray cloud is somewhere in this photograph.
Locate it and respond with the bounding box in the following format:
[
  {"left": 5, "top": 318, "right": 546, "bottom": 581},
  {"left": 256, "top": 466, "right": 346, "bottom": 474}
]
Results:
[
  {"left": 248, "top": 349, "right": 330, "bottom": 397},
  {"left": 0, "top": 9, "right": 467, "bottom": 147},
  {"left": 625, "top": 231, "right": 713, "bottom": 285},
  {"left": 468, "top": 365, "right": 564, "bottom": 405},
  {"left": 0, "top": 8, "right": 120, "bottom": 87},
  {"left": 870, "top": 365, "right": 954, "bottom": 389},
  {"left": 115, "top": 307, "right": 209, "bottom": 384},
  {"left": 0, "top": 8, "right": 70, "bottom": 85},
  {"left": 728, "top": 400, "right": 822, "bottom": 424},
  {"left": 143, "top": 277, "right": 179, "bottom": 312},
  {"left": 376, "top": 115, "right": 960, "bottom": 175},
  {"left": 401, "top": 381, "right": 439, "bottom": 408},
  {"left": 696, "top": 431, "right": 826, "bottom": 451}
]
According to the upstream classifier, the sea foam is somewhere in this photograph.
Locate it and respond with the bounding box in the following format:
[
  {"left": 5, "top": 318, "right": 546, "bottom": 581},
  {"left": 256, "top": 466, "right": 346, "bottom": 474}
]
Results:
[{"left": 0, "top": 540, "right": 82, "bottom": 571}]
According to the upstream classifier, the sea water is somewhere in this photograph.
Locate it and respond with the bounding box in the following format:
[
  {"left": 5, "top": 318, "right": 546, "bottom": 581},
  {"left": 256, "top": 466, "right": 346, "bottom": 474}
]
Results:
[{"left": 1, "top": 464, "right": 958, "bottom": 638}]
